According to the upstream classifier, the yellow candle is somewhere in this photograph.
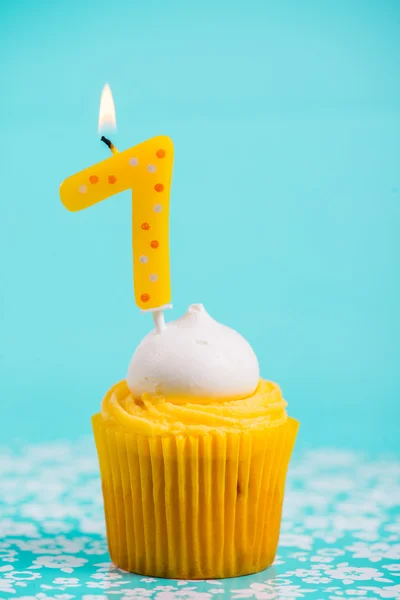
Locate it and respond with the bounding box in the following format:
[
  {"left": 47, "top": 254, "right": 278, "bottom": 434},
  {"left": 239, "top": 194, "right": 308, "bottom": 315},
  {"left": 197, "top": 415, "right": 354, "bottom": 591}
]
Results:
[{"left": 60, "top": 136, "right": 174, "bottom": 311}]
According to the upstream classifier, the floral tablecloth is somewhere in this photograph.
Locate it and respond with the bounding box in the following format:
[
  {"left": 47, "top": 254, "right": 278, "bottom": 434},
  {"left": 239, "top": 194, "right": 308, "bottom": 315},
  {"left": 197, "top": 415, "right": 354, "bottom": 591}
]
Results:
[{"left": 0, "top": 440, "right": 399, "bottom": 600}]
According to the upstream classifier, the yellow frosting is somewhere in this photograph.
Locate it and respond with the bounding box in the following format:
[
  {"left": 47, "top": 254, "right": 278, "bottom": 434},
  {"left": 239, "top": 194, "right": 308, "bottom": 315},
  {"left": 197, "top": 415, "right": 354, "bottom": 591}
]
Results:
[{"left": 100, "top": 378, "right": 288, "bottom": 435}]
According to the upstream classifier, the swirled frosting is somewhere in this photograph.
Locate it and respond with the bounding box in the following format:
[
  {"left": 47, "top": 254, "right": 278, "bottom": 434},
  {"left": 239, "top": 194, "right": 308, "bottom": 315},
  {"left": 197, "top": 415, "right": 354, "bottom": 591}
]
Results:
[
  {"left": 101, "top": 378, "right": 288, "bottom": 435},
  {"left": 101, "top": 304, "right": 288, "bottom": 435}
]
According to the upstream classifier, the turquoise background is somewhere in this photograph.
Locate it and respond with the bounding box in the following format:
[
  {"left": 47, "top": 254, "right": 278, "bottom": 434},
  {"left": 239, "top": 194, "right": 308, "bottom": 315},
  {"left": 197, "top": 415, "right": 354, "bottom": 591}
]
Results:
[{"left": 0, "top": 0, "right": 399, "bottom": 451}]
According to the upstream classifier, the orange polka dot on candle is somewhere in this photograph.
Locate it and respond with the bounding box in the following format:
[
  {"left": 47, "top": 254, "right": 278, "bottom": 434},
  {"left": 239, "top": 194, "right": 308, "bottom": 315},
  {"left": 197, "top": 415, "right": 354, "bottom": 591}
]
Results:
[
  {"left": 89, "top": 175, "right": 99, "bottom": 184},
  {"left": 154, "top": 183, "right": 164, "bottom": 193},
  {"left": 141, "top": 222, "right": 150, "bottom": 230},
  {"left": 156, "top": 149, "right": 165, "bottom": 158},
  {"left": 141, "top": 293, "right": 150, "bottom": 303},
  {"left": 150, "top": 240, "right": 159, "bottom": 249},
  {"left": 108, "top": 175, "right": 117, "bottom": 184}
]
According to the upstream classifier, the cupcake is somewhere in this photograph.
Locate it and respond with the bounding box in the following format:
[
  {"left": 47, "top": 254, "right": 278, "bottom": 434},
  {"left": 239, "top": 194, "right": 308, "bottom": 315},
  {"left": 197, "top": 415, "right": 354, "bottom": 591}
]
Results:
[{"left": 92, "top": 304, "right": 299, "bottom": 579}]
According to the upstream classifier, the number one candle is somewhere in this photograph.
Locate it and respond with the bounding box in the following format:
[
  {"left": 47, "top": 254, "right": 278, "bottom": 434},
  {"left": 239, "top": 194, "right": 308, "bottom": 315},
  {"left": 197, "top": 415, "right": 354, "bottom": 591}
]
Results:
[{"left": 60, "top": 85, "right": 174, "bottom": 330}]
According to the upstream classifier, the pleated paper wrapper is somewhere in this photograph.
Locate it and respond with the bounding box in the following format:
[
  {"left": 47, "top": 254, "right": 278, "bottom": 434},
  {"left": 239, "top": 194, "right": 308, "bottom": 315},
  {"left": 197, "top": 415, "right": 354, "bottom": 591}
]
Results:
[{"left": 92, "top": 414, "right": 299, "bottom": 579}]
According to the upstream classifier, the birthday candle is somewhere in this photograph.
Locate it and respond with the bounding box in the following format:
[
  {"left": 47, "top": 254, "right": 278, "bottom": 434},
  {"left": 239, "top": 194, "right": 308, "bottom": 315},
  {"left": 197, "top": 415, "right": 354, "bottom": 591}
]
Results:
[{"left": 60, "top": 136, "right": 174, "bottom": 311}]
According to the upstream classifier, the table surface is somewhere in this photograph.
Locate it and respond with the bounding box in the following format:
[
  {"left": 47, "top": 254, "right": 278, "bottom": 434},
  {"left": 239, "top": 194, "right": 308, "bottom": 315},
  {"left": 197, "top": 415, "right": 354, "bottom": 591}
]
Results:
[{"left": 0, "top": 440, "right": 399, "bottom": 600}]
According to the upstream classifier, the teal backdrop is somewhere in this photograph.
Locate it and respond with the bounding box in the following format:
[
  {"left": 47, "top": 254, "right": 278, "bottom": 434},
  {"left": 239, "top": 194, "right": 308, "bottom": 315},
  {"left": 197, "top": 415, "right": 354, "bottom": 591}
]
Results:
[{"left": 0, "top": 0, "right": 399, "bottom": 451}]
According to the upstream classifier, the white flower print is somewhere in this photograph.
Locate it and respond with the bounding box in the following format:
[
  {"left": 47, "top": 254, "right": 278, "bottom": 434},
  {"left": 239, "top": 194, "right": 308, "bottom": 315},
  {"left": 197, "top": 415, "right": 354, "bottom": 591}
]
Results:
[
  {"left": 327, "top": 594, "right": 369, "bottom": 600},
  {"left": 312, "top": 530, "right": 343, "bottom": 544},
  {"left": 353, "top": 531, "right": 380, "bottom": 542},
  {"left": 91, "top": 572, "right": 123, "bottom": 580},
  {"left": 0, "top": 565, "right": 14, "bottom": 573},
  {"left": 21, "top": 503, "right": 83, "bottom": 520},
  {"left": 122, "top": 594, "right": 147, "bottom": 599},
  {"left": 385, "top": 517, "right": 400, "bottom": 536},
  {"left": 289, "top": 551, "right": 310, "bottom": 563},
  {"left": 80, "top": 517, "right": 106, "bottom": 535},
  {"left": 0, "top": 547, "right": 18, "bottom": 563},
  {"left": 0, "top": 519, "right": 39, "bottom": 538},
  {"left": 354, "top": 584, "right": 400, "bottom": 598},
  {"left": 5, "top": 570, "right": 42, "bottom": 581},
  {"left": 14, "top": 536, "right": 84, "bottom": 555},
  {"left": 276, "top": 586, "right": 317, "bottom": 598},
  {"left": 120, "top": 589, "right": 153, "bottom": 597},
  {"left": 346, "top": 542, "right": 400, "bottom": 563},
  {"left": 309, "top": 555, "right": 335, "bottom": 564},
  {"left": 318, "top": 549, "right": 345, "bottom": 558},
  {"left": 93, "top": 561, "right": 127, "bottom": 573},
  {"left": 0, "top": 542, "right": 11, "bottom": 551},
  {"left": 7, "top": 596, "right": 38, "bottom": 600},
  {"left": 326, "top": 564, "right": 392, "bottom": 585},
  {"left": 231, "top": 581, "right": 278, "bottom": 599},
  {"left": 283, "top": 567, "right": 329, "bottom": 578},
  {"left": 82, "top": 540, "right": 108, "bottom": 555},
  {"left": 52, "top": 577, "right": 81, "bottom": 588},
  {"left": 155, "top": 592, "right": 212, "bottom": 600},
  {"left": 30, "top": 555, "right": 88, "bottom": 573},
  {"left": 333, "top": 515, "right": 381, "bottom": 534},
  {"left": 123, "top": 589, "right": 156, "bottom": 597},
  {"left": 383, "top": 563, "right": 400, "bottom": 572},
  {"left": 42, "top": 521, "right": 74, "bottom": 534},
  {"left": 0, "top": 578, "right": 16, "bottom": 594},
  {"left": 86, "top": 580, "right": 128, "bottom": 589},
  {"left": 303, "top": 576, "right": 331, "bottom": 584},
  {"left": 231, "top": 582, "right": 317, "bottom": 599},
  {"left": 279, "top": 534, "right": 313, "bottom": 551}
]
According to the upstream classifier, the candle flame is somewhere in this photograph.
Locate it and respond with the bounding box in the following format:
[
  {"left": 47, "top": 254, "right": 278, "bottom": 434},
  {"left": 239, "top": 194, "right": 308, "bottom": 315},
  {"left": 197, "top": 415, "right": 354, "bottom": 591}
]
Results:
[{"left": 98, "top": 83, "right": 116, "bottom": 134}]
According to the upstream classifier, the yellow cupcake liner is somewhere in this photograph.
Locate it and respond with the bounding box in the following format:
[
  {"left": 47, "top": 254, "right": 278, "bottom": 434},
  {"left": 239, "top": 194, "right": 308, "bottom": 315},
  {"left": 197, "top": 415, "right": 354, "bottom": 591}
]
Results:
[{"left": 92, "top": 413, "right": 299, "bottom": 579}]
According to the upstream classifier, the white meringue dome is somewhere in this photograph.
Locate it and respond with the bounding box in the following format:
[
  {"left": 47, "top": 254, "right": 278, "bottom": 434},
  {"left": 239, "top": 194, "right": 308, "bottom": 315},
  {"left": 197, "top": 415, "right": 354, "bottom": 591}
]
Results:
[{"left": 127, "top": 304, "right": 260, "bottom": 401}]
